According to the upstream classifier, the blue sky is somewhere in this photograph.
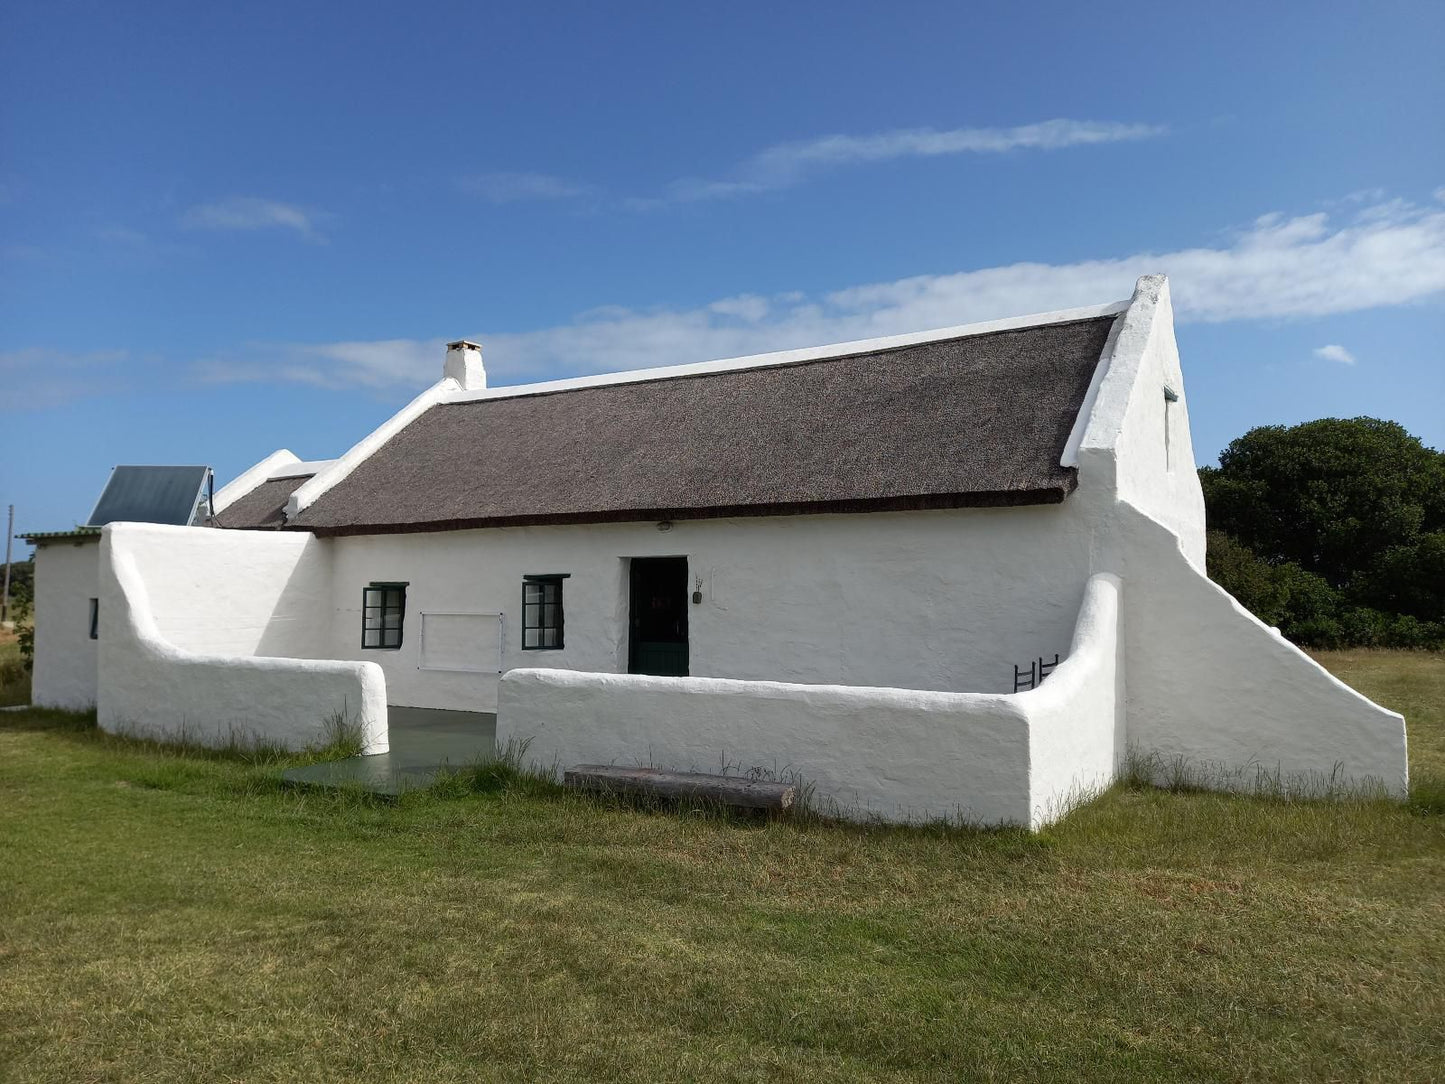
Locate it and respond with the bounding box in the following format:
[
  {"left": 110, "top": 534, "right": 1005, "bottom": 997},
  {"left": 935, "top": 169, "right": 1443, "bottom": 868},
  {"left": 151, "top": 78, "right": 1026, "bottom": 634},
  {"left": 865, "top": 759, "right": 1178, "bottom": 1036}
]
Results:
[{"left": 3, "top": 0, "right": 1443, "bottom": 538}]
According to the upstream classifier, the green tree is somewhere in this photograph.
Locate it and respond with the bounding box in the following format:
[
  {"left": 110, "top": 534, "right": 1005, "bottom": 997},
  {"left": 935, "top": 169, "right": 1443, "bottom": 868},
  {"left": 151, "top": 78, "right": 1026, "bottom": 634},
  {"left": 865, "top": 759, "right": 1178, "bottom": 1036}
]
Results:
[
  {"left": 1201, "top": 418, "right": 1445, "bottom": 649},
  {"left": 1356, "top": 531, "right": 1445, "bottom": 624},
  {"left": 1200, "top": 417, "right": 1445, "bottom": 589}
]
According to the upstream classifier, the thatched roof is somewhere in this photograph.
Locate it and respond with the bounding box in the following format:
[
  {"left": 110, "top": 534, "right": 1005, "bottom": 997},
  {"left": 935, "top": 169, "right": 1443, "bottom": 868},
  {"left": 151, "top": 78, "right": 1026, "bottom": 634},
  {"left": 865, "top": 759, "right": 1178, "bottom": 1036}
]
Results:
[
  {"left": 290, "top": 315, "right": 1117, "bottom": 536},
  {"left": 214, "top": 476, "right": 312, "bottom": 529}
]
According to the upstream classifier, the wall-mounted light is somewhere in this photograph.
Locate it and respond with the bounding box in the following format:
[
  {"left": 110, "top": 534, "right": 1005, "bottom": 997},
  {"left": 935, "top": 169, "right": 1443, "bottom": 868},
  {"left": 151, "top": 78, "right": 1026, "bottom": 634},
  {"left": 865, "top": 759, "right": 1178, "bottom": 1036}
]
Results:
[{"left": 657, "top": 520, "right": 673, "bottom": 532}]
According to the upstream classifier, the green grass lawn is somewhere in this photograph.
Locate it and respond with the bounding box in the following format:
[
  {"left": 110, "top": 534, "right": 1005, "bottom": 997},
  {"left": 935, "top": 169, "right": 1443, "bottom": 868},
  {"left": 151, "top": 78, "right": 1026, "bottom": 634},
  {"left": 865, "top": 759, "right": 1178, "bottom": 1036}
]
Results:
[{"left": 1, "top": 652, "right": 1442, "bottom": 1082}]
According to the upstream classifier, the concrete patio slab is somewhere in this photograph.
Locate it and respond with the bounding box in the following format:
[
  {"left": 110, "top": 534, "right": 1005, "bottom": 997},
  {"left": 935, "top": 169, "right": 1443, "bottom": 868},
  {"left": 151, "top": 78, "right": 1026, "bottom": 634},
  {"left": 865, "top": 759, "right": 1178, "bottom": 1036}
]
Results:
[{"left": 282, "top": 706, "right": 496, "bottom": 796}]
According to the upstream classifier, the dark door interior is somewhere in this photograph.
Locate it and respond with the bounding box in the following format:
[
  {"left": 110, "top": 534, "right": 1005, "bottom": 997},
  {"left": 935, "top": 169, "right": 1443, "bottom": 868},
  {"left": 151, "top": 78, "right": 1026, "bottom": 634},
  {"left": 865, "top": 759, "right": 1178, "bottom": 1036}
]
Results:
[{"left": 628, "top": 557, "right": 689, "bottom": 676}]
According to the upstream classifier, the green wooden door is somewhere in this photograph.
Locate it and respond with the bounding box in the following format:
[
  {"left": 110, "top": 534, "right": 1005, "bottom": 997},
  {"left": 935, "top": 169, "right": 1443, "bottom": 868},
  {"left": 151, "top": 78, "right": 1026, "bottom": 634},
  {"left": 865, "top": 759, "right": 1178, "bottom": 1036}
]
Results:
[{"left": 628, "top": 557, "right": 689, "bottom": 676}]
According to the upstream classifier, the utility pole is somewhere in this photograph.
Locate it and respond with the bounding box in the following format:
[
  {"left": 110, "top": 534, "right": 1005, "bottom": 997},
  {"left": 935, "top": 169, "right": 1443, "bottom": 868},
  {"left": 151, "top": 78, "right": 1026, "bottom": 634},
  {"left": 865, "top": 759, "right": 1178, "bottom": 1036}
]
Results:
[{"left": 1, "top": 505, "right": 12, "bottom": 626}]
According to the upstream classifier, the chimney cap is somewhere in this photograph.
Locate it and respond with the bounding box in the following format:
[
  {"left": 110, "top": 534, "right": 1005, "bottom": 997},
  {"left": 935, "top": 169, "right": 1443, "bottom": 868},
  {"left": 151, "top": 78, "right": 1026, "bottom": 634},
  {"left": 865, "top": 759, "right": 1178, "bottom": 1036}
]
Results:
[{"left": 446, "top": 339, "right": 482, "bottom": 351}]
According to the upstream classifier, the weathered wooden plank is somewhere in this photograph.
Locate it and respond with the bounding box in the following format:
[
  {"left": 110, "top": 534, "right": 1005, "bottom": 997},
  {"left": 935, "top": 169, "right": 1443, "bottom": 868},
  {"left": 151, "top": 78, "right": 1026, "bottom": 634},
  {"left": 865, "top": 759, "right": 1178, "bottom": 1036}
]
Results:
[{"left": 564, "top": 764, "right": 795, "bottom": 811}]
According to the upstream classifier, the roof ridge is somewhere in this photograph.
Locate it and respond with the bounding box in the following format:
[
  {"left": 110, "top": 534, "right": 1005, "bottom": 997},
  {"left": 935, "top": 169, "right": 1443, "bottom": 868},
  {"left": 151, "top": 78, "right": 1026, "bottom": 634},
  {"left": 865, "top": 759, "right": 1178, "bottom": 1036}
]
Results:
[
  {"left": 443, "top": 300, "right": 1129, "bottom": 407},
  {"left": 434, "top": 312, "right": 1124, "bottom": 408}
]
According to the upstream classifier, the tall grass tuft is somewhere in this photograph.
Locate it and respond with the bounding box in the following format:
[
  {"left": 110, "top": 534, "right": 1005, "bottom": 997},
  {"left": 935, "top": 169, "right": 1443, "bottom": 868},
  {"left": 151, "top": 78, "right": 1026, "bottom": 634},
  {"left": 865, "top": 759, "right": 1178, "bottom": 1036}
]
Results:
[
  {"left": 316, "top": 710, "right": 366, "bottom": 760},
  {"left": 424, "top": 736, "right": 565, "bottom": 801}
]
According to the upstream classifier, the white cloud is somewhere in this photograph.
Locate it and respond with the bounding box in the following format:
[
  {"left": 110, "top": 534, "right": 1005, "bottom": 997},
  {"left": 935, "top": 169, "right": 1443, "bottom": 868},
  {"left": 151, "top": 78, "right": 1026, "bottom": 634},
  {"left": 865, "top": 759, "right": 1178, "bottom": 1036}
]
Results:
[
  {"left": 195, "top": 190, "right": 1444, "bottom": 393},
  {"left": 1313, "top": 344, "right": 1357, "bottom": 365},
  {"left": 456, "top": 172, "right": 590, "bottom": 203},
  {"left": 179, "top": 197, "right": 326, "bottom": 240},
  {"left": 0, "top": 347, "right": 133, "bottom": 410},
  {"left": 641, "top": 119, "right": 1166, "bottom": 205}
]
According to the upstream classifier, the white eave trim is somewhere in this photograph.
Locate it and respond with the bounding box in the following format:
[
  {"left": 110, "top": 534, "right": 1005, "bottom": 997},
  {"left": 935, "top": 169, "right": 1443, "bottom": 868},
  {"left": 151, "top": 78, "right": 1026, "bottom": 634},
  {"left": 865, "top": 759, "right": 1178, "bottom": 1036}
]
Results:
[
  {"left": 1059, "top": 307, "right": 1128, "bottom": 468},
  {"left": 1076, "top": 274, "right": 1170, "bottom": 458},
  {"left": 445, "top": 299, "right": 1133, "bottom": 405},
  {"left": 267, "top": 458, "right": 337, "bottom": 481},
  {"left": 287, "top": 378, "right": 460, "bottom": 519}
]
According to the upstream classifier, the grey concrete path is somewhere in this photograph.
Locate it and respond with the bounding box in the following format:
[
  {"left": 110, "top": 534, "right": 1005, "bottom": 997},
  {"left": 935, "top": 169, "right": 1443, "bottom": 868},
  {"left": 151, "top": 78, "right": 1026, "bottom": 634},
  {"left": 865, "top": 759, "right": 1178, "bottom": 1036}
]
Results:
[{"left": 281, "top": 706, "right": 496, "bottom": 796}]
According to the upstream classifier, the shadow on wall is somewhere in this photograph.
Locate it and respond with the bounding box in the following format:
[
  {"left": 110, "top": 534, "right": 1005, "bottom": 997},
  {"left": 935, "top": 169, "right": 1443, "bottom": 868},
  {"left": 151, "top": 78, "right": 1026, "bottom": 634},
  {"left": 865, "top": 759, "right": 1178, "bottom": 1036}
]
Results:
[{"left": 253, "top": 537, "right": 336, "bottom": 660}]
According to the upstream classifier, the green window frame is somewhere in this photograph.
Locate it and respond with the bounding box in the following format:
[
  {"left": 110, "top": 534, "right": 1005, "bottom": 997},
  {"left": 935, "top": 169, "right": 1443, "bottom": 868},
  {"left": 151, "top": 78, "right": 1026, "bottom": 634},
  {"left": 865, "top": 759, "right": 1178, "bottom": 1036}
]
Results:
[
  {"left": 522, "top": 574, "right": 567, "bottom": 650},
  {"left": 362, "top": 582, "right": 407, "bottom": 650}
]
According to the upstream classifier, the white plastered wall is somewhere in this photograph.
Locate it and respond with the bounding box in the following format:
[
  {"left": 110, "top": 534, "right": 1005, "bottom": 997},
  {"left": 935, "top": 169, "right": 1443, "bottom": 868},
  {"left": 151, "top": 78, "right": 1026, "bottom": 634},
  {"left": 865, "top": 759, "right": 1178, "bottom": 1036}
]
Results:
[
  {"left": 1077, "top": 276, "right": 1206, "bottom": 570},
  {"left": 97, "top": 523, "right": 387, "bottom": 753},
  {"left": 1024, "top": 573, "right": 1123, "bottom": 825},
  {"left": 499, "top": 572, "right": 1124, "bottom": 827},
  {"left": 1119, "top": 506, "right": 1407, "bottom": 793},
  {"left": 327, "top": 503, "right": 1097, "bottom": 714},
  {"left": 1077, "top": 276, "right": 1406, "bottom": 795},
  {"left": 30, "top": 538, "right": 100, "bottom": 710},
  {"left": 493, "top": 274, "right": 1406, "bottom": 818},
  {"left": 123, "top": 522, "right": 335, "bottom": 659}
]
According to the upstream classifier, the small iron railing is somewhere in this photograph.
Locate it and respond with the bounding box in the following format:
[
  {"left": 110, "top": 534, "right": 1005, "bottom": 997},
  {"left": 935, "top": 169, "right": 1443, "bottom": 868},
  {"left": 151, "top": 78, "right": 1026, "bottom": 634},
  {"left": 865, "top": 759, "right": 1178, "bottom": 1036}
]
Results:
[{"left": 1012, "top": 653, "right": 1061, "bottom": 692}]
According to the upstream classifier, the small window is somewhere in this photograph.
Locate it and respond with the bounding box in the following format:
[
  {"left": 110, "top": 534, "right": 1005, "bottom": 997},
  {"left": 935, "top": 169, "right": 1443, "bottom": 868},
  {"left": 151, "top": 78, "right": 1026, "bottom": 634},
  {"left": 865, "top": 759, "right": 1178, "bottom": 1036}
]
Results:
[
  {"left": 88, "top": 598, "right": 99, "bottom": 640},
  {"left": 522, "top": 575, "right": 567, "bottom": 650},
  {"left": 362, "top": 582, "right": 407, "bottom": 649}
]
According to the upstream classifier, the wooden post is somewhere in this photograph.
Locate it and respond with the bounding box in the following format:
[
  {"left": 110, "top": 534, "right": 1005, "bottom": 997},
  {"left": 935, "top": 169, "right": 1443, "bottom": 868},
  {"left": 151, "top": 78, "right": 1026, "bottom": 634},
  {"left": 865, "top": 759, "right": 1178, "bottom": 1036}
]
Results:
[{"left": 1, "top": 504, "right": 12, "bottom": 625}]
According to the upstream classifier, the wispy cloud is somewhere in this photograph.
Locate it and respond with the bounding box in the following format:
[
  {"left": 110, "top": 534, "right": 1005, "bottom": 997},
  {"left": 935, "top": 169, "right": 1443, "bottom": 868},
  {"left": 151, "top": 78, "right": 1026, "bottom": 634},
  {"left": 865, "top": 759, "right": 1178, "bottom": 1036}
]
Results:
[
  {"left": 194, "top": 190, "right": 1445, "bottom": 392},
  {"left": 456, "top": 171, "right": 590, "bottom": 204},
  {"left": 1314, "top": 344, "right": 1357, "bottom": 365},
  {"left": 179, "top": 196, "right": 327, "bottom": 241},
  {"left": 0, "top": 347, "right": 134, "bottom": 410},
  {"left": 193, "top": 338, "right": 445, "bottom": 391},
  {"left": 96, "top": 226, "right": 151, "bottom": 247},
  {"left": 638, "top": 119, "right": 1166, "bottom": 205}
]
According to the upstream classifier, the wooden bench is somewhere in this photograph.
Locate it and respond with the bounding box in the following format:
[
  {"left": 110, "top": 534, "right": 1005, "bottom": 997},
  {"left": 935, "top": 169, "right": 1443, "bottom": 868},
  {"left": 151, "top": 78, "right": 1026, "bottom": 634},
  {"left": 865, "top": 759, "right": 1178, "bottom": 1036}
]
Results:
[{"left": 563, "top": 764, "right": 796, "bottom": 811}]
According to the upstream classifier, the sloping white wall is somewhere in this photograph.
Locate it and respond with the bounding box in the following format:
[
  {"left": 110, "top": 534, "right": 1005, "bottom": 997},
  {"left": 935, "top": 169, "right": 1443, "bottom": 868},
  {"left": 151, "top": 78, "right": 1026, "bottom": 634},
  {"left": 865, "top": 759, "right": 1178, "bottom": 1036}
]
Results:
[
  {"left": 328, "top": 505, "right": 1097, "bottom": 713},
  {"left": 97, "top": 523, "right": 387, "bottom": 753},
  {"left": 30, "top": 538, "right": 100, "bottom": 710},
  {"left": 1120, "top": 507, "right": 1407, "bottom": 794}
]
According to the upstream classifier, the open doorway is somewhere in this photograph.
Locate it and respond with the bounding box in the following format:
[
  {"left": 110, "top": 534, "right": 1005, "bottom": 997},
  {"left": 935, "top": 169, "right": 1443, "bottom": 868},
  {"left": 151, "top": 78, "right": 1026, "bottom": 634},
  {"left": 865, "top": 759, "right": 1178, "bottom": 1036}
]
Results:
[{"left": 628, "top": 556, "right": 689, "bottom": 676}]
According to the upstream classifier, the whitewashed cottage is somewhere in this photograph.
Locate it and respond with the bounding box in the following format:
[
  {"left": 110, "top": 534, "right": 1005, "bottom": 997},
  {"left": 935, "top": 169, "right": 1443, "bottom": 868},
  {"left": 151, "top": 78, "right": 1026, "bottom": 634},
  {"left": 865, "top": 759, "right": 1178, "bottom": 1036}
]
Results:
[{"left": 23, "top": 276, "right": 1407, "bottom": 826}]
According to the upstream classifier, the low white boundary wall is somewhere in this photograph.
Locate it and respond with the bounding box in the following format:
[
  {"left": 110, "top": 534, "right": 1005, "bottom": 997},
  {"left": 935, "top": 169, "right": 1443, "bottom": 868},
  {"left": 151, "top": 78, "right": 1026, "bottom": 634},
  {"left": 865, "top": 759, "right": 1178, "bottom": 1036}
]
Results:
[
  {"left": 498, "top": 574, "right": 1124, "bottom": 828},
  {"left": 98, "top": 524, "right": 388, "bottom": 753},
  {"left": 1023, "top": 573, "right": 1123, "bottom": 826}
]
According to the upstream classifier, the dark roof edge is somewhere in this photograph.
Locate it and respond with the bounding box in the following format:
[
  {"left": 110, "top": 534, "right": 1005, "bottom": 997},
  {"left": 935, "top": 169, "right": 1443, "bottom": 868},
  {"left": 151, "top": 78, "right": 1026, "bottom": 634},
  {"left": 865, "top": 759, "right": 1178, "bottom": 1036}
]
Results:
[{"left": 291, "top": 480, "right": 1076, "bottom": 538}]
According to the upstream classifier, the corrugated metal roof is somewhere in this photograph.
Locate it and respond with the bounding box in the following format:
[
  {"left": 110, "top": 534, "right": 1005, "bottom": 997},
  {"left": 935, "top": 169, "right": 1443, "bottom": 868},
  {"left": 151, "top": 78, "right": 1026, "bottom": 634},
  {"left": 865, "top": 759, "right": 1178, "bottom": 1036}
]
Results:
[{"left": 18, "top": 526, "right": 102, "bottom": 543}]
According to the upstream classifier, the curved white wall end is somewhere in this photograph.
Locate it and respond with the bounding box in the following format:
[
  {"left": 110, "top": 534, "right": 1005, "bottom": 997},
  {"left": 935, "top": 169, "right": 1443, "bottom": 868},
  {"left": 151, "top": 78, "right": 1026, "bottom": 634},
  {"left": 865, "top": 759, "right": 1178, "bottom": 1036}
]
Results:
[{"left": 98, "top": 523, "right": 388, "bottom": 755}]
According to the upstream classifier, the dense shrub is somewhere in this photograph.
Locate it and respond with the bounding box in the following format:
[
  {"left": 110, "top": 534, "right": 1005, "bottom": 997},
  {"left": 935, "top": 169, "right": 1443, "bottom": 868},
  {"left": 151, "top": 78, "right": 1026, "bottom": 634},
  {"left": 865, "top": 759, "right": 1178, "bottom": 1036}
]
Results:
[{"left": 1201, "top": 418, "right": 1445, "bottom": 650}]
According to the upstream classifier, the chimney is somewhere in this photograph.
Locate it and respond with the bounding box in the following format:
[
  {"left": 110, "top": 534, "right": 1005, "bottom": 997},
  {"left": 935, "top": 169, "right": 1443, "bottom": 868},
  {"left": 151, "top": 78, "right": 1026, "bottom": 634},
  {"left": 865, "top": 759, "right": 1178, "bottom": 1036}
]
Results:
[{"left": 444, "top": 340, "right": 486, "bottom": 391}]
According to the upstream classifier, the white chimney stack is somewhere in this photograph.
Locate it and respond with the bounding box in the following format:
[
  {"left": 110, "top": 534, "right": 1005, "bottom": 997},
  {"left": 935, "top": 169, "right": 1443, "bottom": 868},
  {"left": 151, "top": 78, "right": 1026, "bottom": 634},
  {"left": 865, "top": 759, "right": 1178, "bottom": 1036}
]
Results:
[{"left": 444, "top": 339, "right": 486, "bottom": 391}]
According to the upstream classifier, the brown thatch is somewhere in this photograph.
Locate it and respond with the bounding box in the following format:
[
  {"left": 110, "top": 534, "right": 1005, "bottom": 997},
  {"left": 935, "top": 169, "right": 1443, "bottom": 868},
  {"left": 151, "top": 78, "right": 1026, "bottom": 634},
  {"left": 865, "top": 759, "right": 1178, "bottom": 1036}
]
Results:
[
  {"left": 214, "top": 476, "right": 312, "bottom": 530},
  {"left": 291, "top": 316, "right": 1117, "bottom": 536}
]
